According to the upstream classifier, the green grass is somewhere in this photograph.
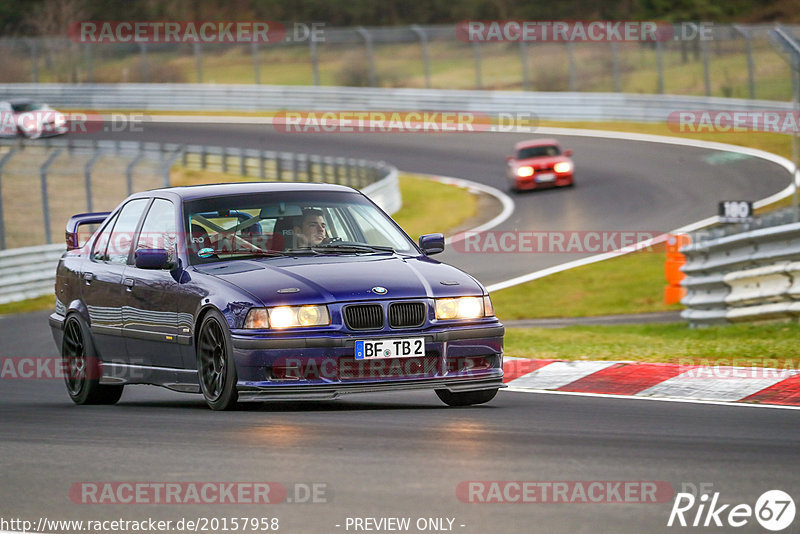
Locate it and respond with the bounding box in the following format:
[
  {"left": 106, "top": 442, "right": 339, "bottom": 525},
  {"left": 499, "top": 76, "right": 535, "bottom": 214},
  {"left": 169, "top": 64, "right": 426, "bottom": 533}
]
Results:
[
  {"left": 492, "top": 244, "right": 680, "bottom": 320},
  {"left": 504, "top": 322, "right": 800, "bottom": 367},
  {"left": 0, "top": 294, "right": 54, "bottom": 316},
  {"left": 391, "top": 173, "right": 478, "bottom": 241}
]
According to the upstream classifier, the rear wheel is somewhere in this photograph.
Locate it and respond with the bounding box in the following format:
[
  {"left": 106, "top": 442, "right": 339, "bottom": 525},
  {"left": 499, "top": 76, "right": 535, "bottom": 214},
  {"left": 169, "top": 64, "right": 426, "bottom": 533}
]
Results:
[
  {"left": 62, "top": 315, "right": 123, "bottom": 405},
  {"left": 436, "top": 388, "right": 498, "bottom": 407},
  {"left": 197, "top": 310, "right": 239, "bottom": 410}
]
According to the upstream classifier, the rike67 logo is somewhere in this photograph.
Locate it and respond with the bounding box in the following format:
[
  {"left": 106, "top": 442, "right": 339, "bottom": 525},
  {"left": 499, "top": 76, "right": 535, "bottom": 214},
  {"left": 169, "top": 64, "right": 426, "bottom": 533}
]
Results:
[{"left": 668, "top": 489, "right": 795, "bottom": 531}]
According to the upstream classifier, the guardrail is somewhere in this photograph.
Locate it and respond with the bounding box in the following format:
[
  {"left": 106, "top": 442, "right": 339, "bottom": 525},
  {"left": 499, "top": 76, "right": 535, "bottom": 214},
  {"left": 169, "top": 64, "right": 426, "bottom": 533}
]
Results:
[
  {"left": 681, "top": 213, "right": 800, "bottom": 326},
  {"left": 0, "top": 137, "right": 398, "bottom": 305},
  {"left": 0, "top": 83, "right": 794, "bottom": 123}
]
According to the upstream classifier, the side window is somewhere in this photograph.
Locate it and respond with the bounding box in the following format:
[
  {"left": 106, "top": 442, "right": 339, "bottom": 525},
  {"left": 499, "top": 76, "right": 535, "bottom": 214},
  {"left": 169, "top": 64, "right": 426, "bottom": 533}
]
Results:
[
  {"left": 136, "top": 199, "right": 177, "bottom": 254},
  {"left": 91, "top": 213, "right": 119, "bottom": 262},
  {"left": 106, "top": 199, "right": 149, "bottom": 265}
]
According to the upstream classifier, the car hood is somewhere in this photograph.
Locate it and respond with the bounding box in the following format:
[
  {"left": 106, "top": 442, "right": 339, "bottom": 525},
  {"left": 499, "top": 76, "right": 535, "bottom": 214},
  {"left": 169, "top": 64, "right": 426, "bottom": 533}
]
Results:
[
  {"left": 514, "top": 155, "right": 569, "bottom": 168},
  {"left": 194, "top": 254, "right": 484, "bottom": 306}
]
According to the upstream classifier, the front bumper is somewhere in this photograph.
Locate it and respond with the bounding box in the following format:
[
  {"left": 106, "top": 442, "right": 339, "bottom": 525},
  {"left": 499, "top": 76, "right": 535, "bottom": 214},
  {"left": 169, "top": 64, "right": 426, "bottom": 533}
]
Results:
[{"left": 231, "top": 323, "right": 504, "bottom": 399}]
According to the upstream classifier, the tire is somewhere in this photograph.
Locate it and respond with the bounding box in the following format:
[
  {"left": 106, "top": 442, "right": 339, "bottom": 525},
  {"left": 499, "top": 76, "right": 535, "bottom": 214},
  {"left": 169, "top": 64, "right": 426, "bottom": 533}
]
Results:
[
  {"left": 196, "top": 310, "right": 239, "bottom": 410},
  {"left": 435, "top": 388, "right": 498, "bottom": 407},
  {"left": 61, "top": 314, "right": 124, "bottom": 405}
]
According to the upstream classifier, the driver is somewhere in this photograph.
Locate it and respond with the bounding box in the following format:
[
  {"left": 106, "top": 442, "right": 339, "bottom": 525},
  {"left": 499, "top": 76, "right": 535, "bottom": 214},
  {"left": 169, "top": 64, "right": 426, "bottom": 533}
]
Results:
[{"left": 293, "top": 208, "right": 327, "bottom": 247}]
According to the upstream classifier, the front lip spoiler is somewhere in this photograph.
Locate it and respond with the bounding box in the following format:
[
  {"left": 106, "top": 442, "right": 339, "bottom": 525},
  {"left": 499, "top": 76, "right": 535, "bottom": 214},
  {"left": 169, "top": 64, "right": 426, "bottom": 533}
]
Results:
[
  {"left": 232, "top": 324, "right": 504, "bottom": 350},
  {"left": 236, "top": 374, "right": 505, "bottom": 402}
]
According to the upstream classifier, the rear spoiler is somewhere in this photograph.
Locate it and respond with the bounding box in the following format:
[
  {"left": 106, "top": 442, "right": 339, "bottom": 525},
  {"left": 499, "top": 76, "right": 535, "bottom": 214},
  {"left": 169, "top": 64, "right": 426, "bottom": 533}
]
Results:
[{"left": 65, "top": 212, "right": 111, "bottom": 250}]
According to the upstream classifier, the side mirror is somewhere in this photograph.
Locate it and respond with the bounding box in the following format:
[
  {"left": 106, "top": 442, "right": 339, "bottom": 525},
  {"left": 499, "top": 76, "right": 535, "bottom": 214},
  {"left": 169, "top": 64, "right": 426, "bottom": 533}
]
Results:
[
  {"left": 135, "top": 248, "right": 173, "bottom": 270},
  {"left": 505, "top": 155, "right": 514, "bottom": 162},
  {"left": 564, "top": 149, "right": 573, "bottom": 157},
  {"left": 419, "top": 233, "right": 445, "bottom": 255}
]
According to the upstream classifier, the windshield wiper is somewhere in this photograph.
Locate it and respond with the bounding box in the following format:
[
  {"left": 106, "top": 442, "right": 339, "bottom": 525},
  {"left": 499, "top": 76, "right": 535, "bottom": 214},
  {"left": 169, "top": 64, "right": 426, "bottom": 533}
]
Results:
[{"left": 310, "top": 243, "right": 395, "bottom": 254}]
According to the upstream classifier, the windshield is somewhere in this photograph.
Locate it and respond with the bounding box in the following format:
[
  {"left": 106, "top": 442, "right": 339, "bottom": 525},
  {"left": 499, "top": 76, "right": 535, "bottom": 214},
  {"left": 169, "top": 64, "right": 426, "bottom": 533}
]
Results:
[
  {"left": 184, "top": 190, "right": 417, "bottom": 264},
  {"left": 517, "top": 145, "right": 560, "bottom": 159}
]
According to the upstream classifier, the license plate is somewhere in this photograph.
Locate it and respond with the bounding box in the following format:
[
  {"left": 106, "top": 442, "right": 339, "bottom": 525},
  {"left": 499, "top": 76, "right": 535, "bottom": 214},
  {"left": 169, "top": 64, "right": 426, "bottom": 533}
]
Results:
[
  {"left": 355, "top": 338, "right": 425, "bottom": 360},
  {"left": 536, "top": 173, "right": 556, "bottom": 183}
]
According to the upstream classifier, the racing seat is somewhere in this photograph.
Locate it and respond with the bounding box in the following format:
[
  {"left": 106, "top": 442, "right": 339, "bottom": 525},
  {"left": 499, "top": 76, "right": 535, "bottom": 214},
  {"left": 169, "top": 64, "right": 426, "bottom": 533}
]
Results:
[{"left": 271, "top": 216, "right": 298, "bottom": 250}]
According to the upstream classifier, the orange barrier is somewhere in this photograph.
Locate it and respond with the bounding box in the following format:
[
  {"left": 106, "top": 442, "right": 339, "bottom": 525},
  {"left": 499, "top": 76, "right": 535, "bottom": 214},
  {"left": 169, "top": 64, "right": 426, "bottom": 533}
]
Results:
[{"left": 664, "top": 234, "right": 690, "bottom": 304}]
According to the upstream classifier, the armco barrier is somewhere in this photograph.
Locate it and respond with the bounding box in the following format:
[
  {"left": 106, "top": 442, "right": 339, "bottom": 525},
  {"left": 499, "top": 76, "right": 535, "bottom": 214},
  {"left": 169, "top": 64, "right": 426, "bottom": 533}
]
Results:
[
  {"left": 0, "top": 84, "right": 794, "bottom": 123},
  {"left": 681, "top": 218, "right": 800, "bottom": 327},
  {"left": 0, "top": 138, "right": 398, "bottom": 305},
  {"left": 0, "top": 243, "right": 65, "bottom": 304}
]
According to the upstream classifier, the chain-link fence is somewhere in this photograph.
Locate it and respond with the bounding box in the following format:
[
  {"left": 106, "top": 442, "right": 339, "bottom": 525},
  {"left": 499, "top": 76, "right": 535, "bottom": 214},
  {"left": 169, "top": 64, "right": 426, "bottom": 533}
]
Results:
[
  {"left": 0, "top": 24, "right": 797, "bottom": 100},
  {"left": 0, "top": 138, "right": 395, "bottom": 250}
]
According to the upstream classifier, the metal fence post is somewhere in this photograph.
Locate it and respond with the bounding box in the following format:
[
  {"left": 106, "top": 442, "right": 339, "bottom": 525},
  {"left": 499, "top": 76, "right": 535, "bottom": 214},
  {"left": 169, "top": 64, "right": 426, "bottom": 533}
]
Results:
[
  {"left": 193, "top": 42, "right": 203, "bottom": 83},
  {"left": 293, "top": 154, "right": 301, "bottom": 181},
  {"left": 27, "top": 39, "right": 39, "bottom": 83},
  {"left": 84, "top": 42, "right": 93, "bottom": 83},
  {"left": 519, "top": 40, "right": 530, "bottom": 91},
  {"left": 472, "top": 41, "right": 482, "bottom": 89},
  {"left": 84, "top": 152, "right": 102, "bottom": 212},
  {"left": 734, "top": 25, "right": 756, "bottom": 100},
  {"left": 162, "top": 147, "right": 183, "bottom": 188},
  {"left": 346, "top": 158, "right": 355, "bottom": 186},
  {"left": 701, "top": 36, "right": 711, "bottom": 96},
  {"left": 0, "top": 148, "right": 18, "bottom": 249},
  {"left": 126, "top": 148, "right": 145, "bottom": 196},
  {"left": 356, "top": 27, "right": 377, "bottom": 87},
  {"left": 309, "top": 38, "right": 320, "bottom": 86},
  {"left": 259, "top": 150, "right": 266, "bottom": 179},
  {"left": 41, "top": 149, "right": 62, "bottom": 245},
  {"left": 410, "top": 25, "right": 431, "bottom": 89},
  {"left": 252, "top": 41, "right": 260, "bottom": 84},
  {"left": 656, "top": 40, "right": 664, "bottom": 94},
  {"left": 567, "top": 42, "right": 577, "bottom": 91},
  {"left": 611, "top": 41, "right": 621, "bottom": 92},
  {"left": 138, "top": 42, "right": 149, "bottom": 82}
]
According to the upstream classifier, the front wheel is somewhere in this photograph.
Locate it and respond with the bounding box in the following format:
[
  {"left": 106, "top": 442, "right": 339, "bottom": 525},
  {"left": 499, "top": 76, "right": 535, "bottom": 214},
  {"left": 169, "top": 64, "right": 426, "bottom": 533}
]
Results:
[
  {"left": 62, "top": 315, "right": 123, "bottom": 405},
  {"left": 436, "top": 388, "right": 498, "bottom": 407},
  {"left": 197, "top": 310, "right": 239, "bottom": 410}
]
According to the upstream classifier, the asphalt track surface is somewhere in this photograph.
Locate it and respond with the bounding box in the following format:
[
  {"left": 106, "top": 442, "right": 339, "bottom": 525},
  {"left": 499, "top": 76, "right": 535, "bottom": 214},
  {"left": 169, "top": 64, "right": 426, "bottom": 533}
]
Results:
[{"left": 0, "top": 125, "right": 798, "bottom": 534}]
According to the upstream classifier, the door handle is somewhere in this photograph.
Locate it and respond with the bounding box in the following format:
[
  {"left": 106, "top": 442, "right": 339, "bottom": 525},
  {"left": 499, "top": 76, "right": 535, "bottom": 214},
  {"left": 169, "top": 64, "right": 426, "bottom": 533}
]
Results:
[
  {"left": 123, "top": 278, "right": 135, "bottom": 290},
  {"left": 83, "top": 272, "right": 94, "bottom": 284}
]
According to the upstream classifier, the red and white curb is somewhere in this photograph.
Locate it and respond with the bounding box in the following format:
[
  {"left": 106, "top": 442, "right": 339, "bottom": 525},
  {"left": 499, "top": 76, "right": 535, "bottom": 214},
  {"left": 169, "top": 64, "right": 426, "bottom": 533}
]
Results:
[{"left": 502, "top": 358, "right": 800, "bottom": 408}]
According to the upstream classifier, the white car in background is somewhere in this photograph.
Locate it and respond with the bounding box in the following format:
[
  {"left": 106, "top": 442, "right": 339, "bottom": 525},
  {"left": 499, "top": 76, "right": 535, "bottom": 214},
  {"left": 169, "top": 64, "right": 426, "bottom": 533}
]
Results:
[{"left": 0, "top": 99, "right": 68, "bottom": 139}]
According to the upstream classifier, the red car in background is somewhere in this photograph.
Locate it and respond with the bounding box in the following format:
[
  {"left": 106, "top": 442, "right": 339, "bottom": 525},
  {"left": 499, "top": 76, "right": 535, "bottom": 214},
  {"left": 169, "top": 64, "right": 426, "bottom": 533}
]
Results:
[{"left": 506, "top": 138, "right": 574, "bottom": 192}]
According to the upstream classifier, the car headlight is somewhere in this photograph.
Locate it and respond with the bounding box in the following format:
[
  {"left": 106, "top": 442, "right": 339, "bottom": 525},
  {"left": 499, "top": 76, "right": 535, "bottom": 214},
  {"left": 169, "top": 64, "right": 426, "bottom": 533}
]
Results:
[
  {"left": 516, "top": 166, "right": 534, "bottom": 177},
  {"left": 553, "top": 161, "right": 573, "bottom": 173},
  {"left": 435, "top": 296, "right": 493, "bottom": 320},
  {"left": 244, "top": 305, "right": 330, "bottom": 329}
]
